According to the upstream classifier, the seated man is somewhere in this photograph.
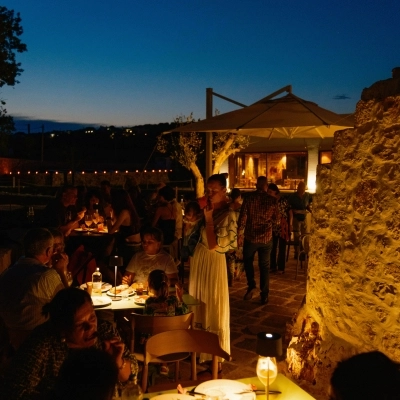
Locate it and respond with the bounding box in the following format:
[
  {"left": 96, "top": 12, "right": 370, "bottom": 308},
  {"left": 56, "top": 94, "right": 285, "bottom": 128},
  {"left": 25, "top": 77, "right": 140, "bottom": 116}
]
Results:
[
  {"left": 122, "top": 226, "right": 178, "bottom": 287},
  {"left": 40, "top": 185, "right": 85, "bottom": 236},
  {"left": 0, "top": 228, "right": 67, "bottom": 349}
]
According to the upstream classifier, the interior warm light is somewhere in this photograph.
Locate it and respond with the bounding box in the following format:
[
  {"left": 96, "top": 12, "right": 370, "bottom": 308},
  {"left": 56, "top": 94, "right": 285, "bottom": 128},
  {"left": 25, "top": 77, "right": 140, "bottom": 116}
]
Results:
[
  {"left": 45, "top": 171, "right": 48, "bottom": 174},
  {"left": 136, "top": 170, "right": 139, "bottom": 173},
  {"left": 125, "top": 170, "right": 128, "bottom": 173},
  {"left": 144, "top": 170, "right": 147, "bottom": 173},
  {"left": 9, "top": 172, "right": 12, "bottom": 175},
  {"left": 82, "top": 171, "right": 85, "bottom": 174},
  {"left": 36, "top": 171, "right": 39, "bottom": 174},
  {"left": 152, "top": 170, "right": 155, "bottom": 172},
  {"left": 69, "top": 171, "right": 72, "bottom": 174},
  {"left": 95, "top": 171, "right": 97, "bottom": 174},
  {"left": 55, "top": 171, "right": 58, "bottom": 174},
  {"left": 28, "top": 171, "right": 31, "bottom": 174},
  {"left": 103, "top": 171, "right": 106, "bottom": 174},
  {"left": 17, "top": 171, "right": 20, "bottom": 174},
  {"left": 115, "top": 171, "right": 118, "bottom": 174}
]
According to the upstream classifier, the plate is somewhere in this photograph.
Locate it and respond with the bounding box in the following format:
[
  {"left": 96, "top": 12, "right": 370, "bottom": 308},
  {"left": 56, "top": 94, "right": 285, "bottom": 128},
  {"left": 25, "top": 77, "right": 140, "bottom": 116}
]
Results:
[
  {"left": 133, "top": 295, "right": 149, "bottom": 305},
  {"left": 106, "top": 285, "right": 135, "bottom": 297},
  {"left": 80, "top": 283, "right": 112, "bottom": 293},
  {"left": 196, "top": 379, "right": 255, "bottom": 400},
  {"left": 151, "top": 395, "right": 194, "bottom": 400},
  {"left": 91, "top": 297, "right": 111, "bottom": 307}
]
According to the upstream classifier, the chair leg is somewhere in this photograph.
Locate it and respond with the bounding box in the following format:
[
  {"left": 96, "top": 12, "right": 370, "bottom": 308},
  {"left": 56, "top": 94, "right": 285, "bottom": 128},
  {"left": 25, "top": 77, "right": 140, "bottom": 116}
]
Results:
[
  {"left": 174, "top": 361, "right": 180, "bottom": 382},
  {"left": 142, "top": 364, "right": 149, "bottom": 393},
  {"left": 211, "top": 356, "right": 218, "bottom": 379},
  {"left": 295, "top": 254, "right": 300, "bottom": 280},
  {"left": 191, "top": 352, "right": 197, "bottom": 380}
]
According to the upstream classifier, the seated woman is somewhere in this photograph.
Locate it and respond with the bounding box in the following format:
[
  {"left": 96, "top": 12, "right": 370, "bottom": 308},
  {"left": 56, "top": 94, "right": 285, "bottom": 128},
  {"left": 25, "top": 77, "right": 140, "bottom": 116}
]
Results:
[
  {"left": 122, "top": 226, "right": 179, "bottom": 287},
  {"left": 1, "top": 287, "right": 138, "bottom": 400},
  {"left": 152, "top": 185, "right": 177, "bottom": 246},
  {"left": 84, "top": 188, "right": 106, "bottom": 220},
  {"left": 144, "top": 269, "right": 188, "bottom": 317}
]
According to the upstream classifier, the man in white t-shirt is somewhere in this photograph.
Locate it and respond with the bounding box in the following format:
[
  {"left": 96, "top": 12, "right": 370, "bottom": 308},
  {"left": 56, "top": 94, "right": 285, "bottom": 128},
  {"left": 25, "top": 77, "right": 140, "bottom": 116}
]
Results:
[{"left": 122, "top": 226, "right": 178, "bottom": 286}]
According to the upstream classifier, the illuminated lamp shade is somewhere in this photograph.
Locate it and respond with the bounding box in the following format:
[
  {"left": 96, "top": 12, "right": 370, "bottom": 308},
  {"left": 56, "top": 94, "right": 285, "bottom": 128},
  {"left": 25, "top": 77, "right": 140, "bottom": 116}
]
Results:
[{"left": 256, "top": 332, "right": 282, "bottom": 400}]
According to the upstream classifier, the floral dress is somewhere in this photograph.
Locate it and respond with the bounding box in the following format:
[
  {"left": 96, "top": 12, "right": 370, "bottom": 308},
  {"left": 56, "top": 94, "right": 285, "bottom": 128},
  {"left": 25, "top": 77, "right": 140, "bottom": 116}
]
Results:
[{"left": 188, "top": 206, "right": 237, "bottom": 362}]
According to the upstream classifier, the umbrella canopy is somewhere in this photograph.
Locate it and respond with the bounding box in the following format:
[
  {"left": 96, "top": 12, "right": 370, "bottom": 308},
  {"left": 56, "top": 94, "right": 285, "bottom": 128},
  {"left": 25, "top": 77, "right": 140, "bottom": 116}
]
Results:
[{"left": 165, "top": 92, "right": 354, "bottom": 139}]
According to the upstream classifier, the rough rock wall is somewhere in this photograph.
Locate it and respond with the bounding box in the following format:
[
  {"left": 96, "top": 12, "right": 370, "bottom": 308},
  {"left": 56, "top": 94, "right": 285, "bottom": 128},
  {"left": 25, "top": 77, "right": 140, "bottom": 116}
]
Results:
[{"left": 285, "top": 71, "right": 400, "bottom": 399}]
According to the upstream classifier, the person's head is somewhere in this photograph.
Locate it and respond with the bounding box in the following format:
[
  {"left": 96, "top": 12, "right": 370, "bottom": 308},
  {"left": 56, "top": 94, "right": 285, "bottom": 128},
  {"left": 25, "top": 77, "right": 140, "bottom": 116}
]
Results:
[
  {"left": 23, "top": 228, "right": 54, "bottom": 262},
  {"left": 48, "top": 228, "right": 65, "bottom": 254},
  {"left": 184, "top": 201, "right": 201, "bottom": 222},
  {"left": 85, "top": 189, "right": 102, "bottom": 208},
  {"left": 54, "top": 347, "right": 118, "bottom": 400},
  {"left": 297, "top": 181, "right": 306, "bottom": 196},
  {"left": 100, "top": 180, "right": 111, "bottom": 195},
  {"left": 256, "top": 176, "right": 268, "bottom": 191},
  {"left": 110, "top": 188, "right": 140, "bottom": 230},
  {"left": 230, "top": 188, "right": 241, "bottom": 202},
  {"left": 158, "top": 185, "right": 175, "bottom": 202},
  {"left": 61, "top": 186, "right": 78, "bottom": 207},
  {"left": 140, "top": 225, "right": 163, "bottom": 255},
  {"left": 147, "top": 269, "right": 169, "bottom": 298},
  {"left": 42, "top": 288, "right": 97, "bottom": 348},
  {"left": 267, "top": 183, "right": 280, "bottom": 199},
  {"left": 206, "top": 174, "right": 227, "bottom": 204},
  {"left": 330, "top": 351, "right": 400, "bottom": 400}
]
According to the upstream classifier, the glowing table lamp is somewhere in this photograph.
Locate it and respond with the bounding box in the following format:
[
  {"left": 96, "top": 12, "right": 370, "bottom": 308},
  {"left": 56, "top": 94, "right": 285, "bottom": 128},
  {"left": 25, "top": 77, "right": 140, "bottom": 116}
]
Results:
[
  {"left": 109, "top": 254, "right": 124, "bottom": 301},
  {"left": 256, "top": 332, "right": 282, "bottom": 400}
]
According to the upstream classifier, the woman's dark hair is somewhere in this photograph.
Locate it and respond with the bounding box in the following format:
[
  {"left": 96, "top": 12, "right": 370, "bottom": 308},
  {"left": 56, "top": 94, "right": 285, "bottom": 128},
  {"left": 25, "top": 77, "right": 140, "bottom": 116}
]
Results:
[
  {"left": 158, "top": 185, "right": 175, "bottom": 202},
  {"left": 268, "top": 183, "right": 280, "bottom": 194},
  {"left": 230, "top": 188, "right": 241, "bottom": 201},
  {"left": 147, "top": 269, "right": 169, "bottom": 299},
  {"left": 184, "top": 201, "right": 201, "bottom": 216},
  {"left": 330, "top": 351, "right": 400, "bottom": 400},
  {"left": 110, "top": 188, "right": 141, "bottom": 232},
  {"left": 42, "top": 288, "right": 92, "bottom": 333},
  {"left": 140, "top": 225, "right": 164, "bottom": 244},
  {"left": 54, "top": 348, "right": 118, "bottom": 400},
  {"left": 207, "top": 173, "right": 227, "bottom": 188}
]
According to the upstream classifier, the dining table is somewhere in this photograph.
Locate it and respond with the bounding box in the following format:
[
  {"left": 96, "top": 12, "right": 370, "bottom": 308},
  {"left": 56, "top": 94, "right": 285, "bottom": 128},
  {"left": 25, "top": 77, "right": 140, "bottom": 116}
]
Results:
[
  {"left": 92, "top": 292, "right": 200, "bottom": 311},
  {"left": 145, "top": 375, "right": 316, "bottom": 399}
]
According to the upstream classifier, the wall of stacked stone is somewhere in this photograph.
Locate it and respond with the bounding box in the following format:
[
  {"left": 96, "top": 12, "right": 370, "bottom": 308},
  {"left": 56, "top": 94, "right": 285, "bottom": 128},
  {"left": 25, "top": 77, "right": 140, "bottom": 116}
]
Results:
[{"left": 285, "top": 72, "right": 400, "bottom": 399}]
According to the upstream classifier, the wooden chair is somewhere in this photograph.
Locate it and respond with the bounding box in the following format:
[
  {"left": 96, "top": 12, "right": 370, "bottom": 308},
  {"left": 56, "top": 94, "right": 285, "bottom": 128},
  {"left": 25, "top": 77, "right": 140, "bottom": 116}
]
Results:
[
  {"left": 143, "top": 329, "right": 230, "bottom": 393},
  {"left": 129, "top": 312, "right": 194, "bottom": 390}
]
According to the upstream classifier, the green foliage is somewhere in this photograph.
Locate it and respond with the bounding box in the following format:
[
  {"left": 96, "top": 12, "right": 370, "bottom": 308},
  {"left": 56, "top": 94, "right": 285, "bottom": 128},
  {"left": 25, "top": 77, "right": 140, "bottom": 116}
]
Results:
[
  {"left": 212, "top": 132, "right": 250, "bottom": 159},
  {"left": 0, "top": 6, "right": 27, "bottom": 87},
  {"left": 156, "top": 114, "right": 203, "bottom": 171}
]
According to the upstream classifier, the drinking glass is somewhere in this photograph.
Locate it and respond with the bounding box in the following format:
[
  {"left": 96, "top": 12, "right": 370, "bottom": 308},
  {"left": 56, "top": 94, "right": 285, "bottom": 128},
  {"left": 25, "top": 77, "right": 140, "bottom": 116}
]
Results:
[
  {"left": 256, "top": 356, "right": 278, "bottom": 399},
  {"left": 66, "top": 271, "right": 73, "bottom": 287},
  {"left": 84, "top": 214, "right": 92, "bottom": 234}
]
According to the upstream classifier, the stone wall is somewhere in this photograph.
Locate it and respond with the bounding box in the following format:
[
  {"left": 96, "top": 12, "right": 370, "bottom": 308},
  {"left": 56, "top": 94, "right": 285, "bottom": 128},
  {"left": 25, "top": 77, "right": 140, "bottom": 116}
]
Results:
[{"left": 285, "top": 70, "right": 400, "bottom": 399}]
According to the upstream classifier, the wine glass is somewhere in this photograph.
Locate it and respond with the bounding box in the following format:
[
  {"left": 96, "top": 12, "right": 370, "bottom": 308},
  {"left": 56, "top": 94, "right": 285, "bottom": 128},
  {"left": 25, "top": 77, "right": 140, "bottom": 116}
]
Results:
[
  {"left": 84, "top": 214, "right": 93, "bottom": 234},
  {"left": 92, "top": 212, "right": 99, "bottom": 227},
  {"left": 66, "top": 271, "right": 73, "bottom": 287},
  {"left": 256, "top": 356, "right": 278, "bottom": 400}
]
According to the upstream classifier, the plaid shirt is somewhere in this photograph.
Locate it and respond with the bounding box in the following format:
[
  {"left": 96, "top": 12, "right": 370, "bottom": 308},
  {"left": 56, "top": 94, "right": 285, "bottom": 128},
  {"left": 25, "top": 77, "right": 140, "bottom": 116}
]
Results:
[{"left": 237, "top": 190, "right": 278, "bottom": 244}]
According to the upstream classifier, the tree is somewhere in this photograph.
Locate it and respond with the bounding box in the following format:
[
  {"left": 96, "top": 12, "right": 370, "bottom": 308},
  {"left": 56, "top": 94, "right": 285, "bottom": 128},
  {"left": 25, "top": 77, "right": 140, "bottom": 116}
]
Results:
[
  {"left": 157, "top": 112, "right": 250, "bottom": 197},
  {"left": 0, "top": 6, "right": 27, "bottom": 136},
  {"left": 157, "top": 114, "right": 205, "bottom": 196},
  {"left": 0, "top": 6, "right": 27, "bottom": 87}
]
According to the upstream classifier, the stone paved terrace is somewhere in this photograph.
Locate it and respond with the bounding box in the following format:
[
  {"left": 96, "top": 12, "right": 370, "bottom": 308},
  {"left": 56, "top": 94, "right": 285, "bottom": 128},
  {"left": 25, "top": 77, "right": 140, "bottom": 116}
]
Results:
[{"left": 156, "top": 248, "right": 307, "bottom": 389}]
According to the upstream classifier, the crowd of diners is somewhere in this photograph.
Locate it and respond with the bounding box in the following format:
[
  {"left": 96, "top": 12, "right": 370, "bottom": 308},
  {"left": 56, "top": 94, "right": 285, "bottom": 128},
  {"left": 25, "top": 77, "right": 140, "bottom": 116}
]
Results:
[{"left": 0, "top": 176, "right": 399, "bottom": 399}]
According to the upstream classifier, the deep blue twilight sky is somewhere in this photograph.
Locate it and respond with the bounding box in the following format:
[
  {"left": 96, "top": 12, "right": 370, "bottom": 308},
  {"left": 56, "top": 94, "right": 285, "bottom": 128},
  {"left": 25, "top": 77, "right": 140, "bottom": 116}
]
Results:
[{"left": 2, "top": 0, "right": 400, "bottom": 131}]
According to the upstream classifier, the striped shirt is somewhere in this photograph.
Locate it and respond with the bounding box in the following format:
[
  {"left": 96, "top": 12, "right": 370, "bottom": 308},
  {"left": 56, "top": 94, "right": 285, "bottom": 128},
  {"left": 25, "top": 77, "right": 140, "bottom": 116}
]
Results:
[{"left": 237, "top": 190, "right": 278, "bottom": 244}]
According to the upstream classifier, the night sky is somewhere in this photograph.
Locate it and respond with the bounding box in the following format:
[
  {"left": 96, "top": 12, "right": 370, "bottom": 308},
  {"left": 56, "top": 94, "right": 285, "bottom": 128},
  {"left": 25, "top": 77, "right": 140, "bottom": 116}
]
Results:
[{"left": 3, "top": 0, "right": 400, "bottom": 130}]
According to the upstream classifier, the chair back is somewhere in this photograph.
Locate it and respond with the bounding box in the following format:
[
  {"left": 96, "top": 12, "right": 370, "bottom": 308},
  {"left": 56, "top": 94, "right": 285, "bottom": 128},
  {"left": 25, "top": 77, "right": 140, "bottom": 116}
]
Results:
[
  {"left": 144, "top": 329, "right": 230, "bottom": 391},
  {"left": 130, "top": 312, "right": 193, "bottom": 356}
]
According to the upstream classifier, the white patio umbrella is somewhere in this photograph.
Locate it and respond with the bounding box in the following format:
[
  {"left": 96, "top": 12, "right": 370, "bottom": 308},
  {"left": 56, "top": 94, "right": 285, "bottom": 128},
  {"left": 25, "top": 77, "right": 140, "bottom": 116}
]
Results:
[{"left": 165, "top": 92, "right": 354, "bottom": 138}]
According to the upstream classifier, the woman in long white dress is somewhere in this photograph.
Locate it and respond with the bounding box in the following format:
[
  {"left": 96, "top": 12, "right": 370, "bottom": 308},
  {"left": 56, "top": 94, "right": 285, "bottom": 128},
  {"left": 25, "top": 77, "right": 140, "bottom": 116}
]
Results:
[{"left": 189, "top": 174, "right": 237, "bottom": 366}]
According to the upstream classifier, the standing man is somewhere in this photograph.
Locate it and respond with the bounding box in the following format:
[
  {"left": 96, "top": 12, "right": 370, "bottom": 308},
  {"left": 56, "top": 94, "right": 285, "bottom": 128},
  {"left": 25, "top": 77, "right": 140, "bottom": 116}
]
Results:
[
  {"left": 237, "top": 176, "right": 278, "bottom": 304},
  {"left": 288, "top": 181, "right": 312, "bottom": 259}
]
